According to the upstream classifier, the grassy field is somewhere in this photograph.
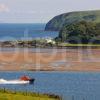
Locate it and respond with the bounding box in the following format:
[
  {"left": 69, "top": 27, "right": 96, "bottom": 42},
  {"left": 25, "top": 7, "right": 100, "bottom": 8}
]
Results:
[
  {"left": 58, "top": 43, "right": 100, "bottom": 47},
  {"left": 0, "top": 89, "right": 60, "bottom": 100},
  {"left": 0, "top": 93, "right": 58, "bottom": 100}
]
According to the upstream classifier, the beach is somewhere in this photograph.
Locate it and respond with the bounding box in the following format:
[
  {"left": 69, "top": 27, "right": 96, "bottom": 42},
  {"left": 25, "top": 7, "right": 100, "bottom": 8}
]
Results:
[{"left": 0, "top": 48, "right": 100, "bottom": 71}]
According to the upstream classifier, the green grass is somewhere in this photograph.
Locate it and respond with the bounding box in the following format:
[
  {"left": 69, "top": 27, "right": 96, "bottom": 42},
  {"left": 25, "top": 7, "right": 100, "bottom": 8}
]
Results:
[
  {"left": 0, "top": 93, "right": 58, "bottom": 100},
  {"left": 58, "top": 43, "right": 100, "bottom": 47},
  {"left": 0, "top": 89, "right": 60, "bottom": 100},
  {"left": 45, "top": 10, "right": 100, "bottom": 31}
]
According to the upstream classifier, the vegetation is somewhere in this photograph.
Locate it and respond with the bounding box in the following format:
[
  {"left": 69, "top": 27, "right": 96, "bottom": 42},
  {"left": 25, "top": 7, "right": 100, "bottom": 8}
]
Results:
[
  {"left": 0, "top": 89, "right": 60, "bottom": 100},
  {"left": 56, "top": 43, "right": 100, "bottom": 47},
  {"left": 45, "top": 10, "right": 100, "bottom": 31},
  {"left": 56, "top": 21, "right": 100, "bottom": 44},
  {"left": 0, "top": 39, "right": 56, "bottom": 48},
  {"left": 0, "top": 38, "right": 100, "bottom": 48}
]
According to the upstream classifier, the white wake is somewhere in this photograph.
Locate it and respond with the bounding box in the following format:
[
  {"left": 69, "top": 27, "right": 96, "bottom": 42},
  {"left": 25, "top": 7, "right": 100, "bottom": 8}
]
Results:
[{"left": 0, "top": 79, "right": 29, "bottom": 84}]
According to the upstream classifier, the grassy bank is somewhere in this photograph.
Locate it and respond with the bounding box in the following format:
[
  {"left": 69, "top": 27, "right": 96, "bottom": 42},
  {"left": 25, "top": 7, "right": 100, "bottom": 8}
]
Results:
[
  {"left": 0, "top": 89, "right": 61, "bottom": 100},
  {"left": 57, "top": 43, "right": 100, "bottom": 48}
]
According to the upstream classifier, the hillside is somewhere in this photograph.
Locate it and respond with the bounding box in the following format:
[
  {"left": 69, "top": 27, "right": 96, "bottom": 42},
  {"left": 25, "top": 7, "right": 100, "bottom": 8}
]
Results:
[
  {"left": 45, "top": 10, "right": 100, "bottom": 31},
  {"left": 57, "top": 21, "right": 100, "bottom": 44}
]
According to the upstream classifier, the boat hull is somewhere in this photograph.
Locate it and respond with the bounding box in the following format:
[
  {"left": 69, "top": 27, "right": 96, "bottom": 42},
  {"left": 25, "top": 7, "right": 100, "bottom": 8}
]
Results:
[{"left": 29, "top": 79, "right": 35, "bottom": 84}]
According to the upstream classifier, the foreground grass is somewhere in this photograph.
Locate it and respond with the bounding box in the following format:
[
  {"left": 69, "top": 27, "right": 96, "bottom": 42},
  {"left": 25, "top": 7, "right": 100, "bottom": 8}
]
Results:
[
  {"left": 0, "top": 93, "right": 58, "bottom": 100},
  {"left": 0, "top": 89, "right": 60, "bottom": 100}
]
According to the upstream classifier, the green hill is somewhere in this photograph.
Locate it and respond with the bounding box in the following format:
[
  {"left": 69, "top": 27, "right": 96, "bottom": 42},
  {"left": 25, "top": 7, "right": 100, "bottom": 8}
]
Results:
[
  {"left": 57, "top": 21, "right": 100, "bottom": 44},
  {"left": 45, "top": 10, "right": 100, "bottom": 31}
]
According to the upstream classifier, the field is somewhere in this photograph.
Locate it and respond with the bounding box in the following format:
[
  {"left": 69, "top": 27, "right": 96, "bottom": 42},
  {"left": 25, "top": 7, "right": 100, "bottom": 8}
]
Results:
[{"left": 0, "top": 89, "right": 60, "bottom": 100}]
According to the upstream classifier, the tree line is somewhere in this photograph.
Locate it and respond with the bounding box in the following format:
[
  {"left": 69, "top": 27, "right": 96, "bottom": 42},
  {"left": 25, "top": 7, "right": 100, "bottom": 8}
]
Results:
[{"left": 56, "top": 21, "right": 100, "bottom": 44}]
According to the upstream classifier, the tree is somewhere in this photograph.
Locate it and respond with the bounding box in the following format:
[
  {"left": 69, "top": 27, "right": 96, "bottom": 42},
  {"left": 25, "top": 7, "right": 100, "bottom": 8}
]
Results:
[{"left": 58, "top": 21, "right": 100, "bottom": 44}]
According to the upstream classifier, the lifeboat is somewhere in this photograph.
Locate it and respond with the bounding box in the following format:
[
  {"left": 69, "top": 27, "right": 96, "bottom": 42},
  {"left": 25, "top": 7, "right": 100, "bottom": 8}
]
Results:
[{"left": 20, "top": 76, "right": 35, "bottom": 84}]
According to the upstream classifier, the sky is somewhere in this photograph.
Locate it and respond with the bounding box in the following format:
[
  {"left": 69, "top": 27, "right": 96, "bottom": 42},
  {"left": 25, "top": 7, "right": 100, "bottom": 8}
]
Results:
[{"left": 0, "top": 0, "right": 100, "bottom": 23}]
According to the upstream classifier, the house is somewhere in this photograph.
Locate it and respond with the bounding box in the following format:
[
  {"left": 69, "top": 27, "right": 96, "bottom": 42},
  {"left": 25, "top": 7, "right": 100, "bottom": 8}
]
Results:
[{"left": 45, "top": 38, "right": 56, "bottom": 44}]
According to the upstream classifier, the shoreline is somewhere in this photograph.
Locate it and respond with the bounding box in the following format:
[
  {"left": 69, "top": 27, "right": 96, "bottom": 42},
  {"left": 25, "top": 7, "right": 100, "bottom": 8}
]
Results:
[
  {"left": 0, "top": 40, "right": 100, "bottom": 49},
  {"left": 1, "top": 70, "right": 100, "bottom": 72}
]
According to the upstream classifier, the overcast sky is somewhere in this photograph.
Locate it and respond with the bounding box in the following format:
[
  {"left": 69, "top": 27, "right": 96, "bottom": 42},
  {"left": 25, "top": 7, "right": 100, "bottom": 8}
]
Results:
[{"left": 0, "top": 0, "right": 100, "bottom": 23}]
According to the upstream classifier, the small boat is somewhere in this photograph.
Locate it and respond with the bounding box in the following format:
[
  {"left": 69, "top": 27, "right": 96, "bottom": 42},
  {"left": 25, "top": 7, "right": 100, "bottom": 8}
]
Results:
[
  {"left": 20, "top": 76, "right": 35, "bottom": 84},
  {"left": 0, "top": 76, "right": 35, "bottom": 85}
]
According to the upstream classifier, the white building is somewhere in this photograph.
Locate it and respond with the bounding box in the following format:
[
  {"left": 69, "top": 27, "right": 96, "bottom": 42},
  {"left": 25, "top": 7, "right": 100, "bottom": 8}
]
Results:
[{"left": 45, "top": 38, "right": 56, "bottom": 44}]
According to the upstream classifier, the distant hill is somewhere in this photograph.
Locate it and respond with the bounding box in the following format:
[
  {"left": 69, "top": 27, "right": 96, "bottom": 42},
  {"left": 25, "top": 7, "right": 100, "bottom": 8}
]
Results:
[{"left": 45, "top": 10, "right": 100, "bottom": 31}]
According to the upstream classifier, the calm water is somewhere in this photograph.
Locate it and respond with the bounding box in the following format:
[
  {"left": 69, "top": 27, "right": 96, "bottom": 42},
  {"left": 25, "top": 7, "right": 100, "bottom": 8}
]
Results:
[
  {"left": 0, "top": 71, "right": 100, "bottom": 100},
  {"left": 0, "top": 23, "right": 58, "bottom": 41},
  {"left": 0, "top": 24, "right": 99, "bottom": 100}
]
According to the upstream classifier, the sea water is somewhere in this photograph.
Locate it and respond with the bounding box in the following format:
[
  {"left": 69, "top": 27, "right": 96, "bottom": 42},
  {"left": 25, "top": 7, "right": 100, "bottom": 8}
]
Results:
[
  {"left": 0, "top": 23, "right": 58, "bottom": 41},
  {"left": 0, "top": 71, "right": 100, "bottom": 100}
]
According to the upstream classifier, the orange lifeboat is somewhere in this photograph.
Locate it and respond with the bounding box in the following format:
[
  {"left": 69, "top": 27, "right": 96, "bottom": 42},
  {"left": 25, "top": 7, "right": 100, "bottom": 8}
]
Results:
[
  {"left": 20, "top": 76, "right": 35, "bottom": 84},
  {"left": 20, "top": 76, "right": 30, "bottom": 81}
]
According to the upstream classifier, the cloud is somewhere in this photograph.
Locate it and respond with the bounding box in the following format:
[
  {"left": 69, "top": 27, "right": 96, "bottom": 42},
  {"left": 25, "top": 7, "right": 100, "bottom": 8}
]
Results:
[{"left": 0, "top": 4, "right": 10, "bottom": 12}]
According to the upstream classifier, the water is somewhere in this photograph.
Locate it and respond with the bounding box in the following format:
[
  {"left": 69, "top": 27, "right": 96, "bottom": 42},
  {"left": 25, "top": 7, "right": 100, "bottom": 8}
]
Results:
[
  {"left": 0, "top": 24, "right": 99, "bottom": 100},
  {"left": 0, "top": 23, "right": 58, "bottom": 41},
  {"left": 0, "top": 47, "right": 67, "bottom": 53},
  {"left": 0, "top": 71, "right": 100, "bottom": 100}
]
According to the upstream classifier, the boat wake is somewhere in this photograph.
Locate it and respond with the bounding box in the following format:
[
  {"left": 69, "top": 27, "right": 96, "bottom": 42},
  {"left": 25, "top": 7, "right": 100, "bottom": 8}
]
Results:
[{"left": 0, "top": 79, "right": 29, "bottom": 84}]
